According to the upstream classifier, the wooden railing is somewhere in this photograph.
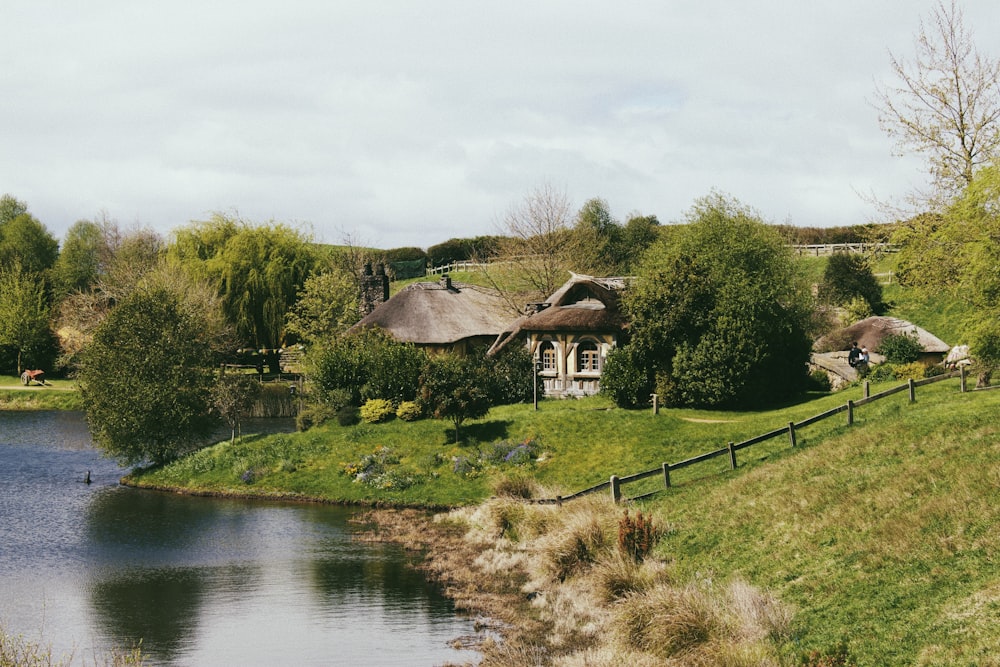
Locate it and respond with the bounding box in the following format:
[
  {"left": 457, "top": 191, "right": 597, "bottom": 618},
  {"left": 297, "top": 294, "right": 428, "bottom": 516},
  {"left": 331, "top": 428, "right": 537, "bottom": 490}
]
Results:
[{"left": 535, "top": 368, "right": 990, "bottom": 506}]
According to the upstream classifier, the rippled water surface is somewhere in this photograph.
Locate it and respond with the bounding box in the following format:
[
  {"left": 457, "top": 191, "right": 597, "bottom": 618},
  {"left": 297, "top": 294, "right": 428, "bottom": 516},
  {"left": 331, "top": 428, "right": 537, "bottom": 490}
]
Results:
[{"left": 0, "top": 411, "right": 479, "bottom": 666}]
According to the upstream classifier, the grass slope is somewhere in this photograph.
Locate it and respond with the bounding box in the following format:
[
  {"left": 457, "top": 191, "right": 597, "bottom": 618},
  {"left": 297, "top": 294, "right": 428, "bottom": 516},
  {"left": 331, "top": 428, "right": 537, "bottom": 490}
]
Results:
[{"left": 646, "top": 382, "right": 1000, "bottom": 665}]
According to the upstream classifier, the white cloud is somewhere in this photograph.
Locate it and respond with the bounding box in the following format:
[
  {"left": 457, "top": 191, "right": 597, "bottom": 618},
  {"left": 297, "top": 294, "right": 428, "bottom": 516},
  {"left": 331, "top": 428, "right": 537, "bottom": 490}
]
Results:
[{"left": 2, "top": 1, "right": 997, "bottom": 248}]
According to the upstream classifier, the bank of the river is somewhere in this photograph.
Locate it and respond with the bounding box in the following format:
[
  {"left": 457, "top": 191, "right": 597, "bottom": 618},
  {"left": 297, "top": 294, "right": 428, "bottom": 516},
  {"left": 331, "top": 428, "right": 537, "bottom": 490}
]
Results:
[{"left": 0, "top": 377, "right": 83, "bottom": 411}]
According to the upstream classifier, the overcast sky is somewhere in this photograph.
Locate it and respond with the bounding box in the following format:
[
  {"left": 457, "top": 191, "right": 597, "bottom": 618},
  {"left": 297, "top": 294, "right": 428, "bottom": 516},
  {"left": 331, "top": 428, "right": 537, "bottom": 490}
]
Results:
[{"left": 3, "top": 2, "right": 998, "bottom": 249}]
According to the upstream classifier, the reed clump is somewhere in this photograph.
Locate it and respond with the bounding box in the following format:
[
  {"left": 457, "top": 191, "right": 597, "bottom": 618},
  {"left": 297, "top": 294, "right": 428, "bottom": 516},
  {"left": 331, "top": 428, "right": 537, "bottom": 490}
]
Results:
[{"left": 369, "top": 495, "right": 793, "bottom": 666}]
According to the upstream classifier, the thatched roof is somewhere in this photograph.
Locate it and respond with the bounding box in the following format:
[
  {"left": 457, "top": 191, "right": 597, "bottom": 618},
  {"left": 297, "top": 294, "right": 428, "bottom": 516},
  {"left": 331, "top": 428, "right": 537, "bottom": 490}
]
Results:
[
  {"left": 487, "top": 274, "right": 627, "bottom": 354},
  {"left": 815, "top": 316, "right": 950, "bottom": 354},
  {"left": 349, "top": 278, "right": 514, "bottom": 345}
]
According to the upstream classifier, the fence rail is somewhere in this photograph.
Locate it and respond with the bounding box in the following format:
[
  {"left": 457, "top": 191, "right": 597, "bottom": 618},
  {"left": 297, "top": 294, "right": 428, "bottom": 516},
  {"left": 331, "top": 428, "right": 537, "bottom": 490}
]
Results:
[{"left": 538, "top": 369, "right": 973, "bottom": 506}]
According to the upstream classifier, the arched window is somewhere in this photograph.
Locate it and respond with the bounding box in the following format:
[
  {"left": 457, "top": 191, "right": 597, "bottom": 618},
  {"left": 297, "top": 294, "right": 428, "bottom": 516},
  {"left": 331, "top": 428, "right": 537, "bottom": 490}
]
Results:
[
  {"left": 576, "top": 341, "right": 600, "bottom": 373},
  {"left": 539, "top": 341, "right": 557, "bottom": 371}
]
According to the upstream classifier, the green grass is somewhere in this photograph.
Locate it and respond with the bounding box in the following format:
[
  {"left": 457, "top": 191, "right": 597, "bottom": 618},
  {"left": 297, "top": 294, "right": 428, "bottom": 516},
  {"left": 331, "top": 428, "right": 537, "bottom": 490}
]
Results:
[
  {"left": 0, "top": 375, "right": 83, "bottom": 411},
  {"left": 640, "top": 381, "right": 1000, "bottom": 665}
]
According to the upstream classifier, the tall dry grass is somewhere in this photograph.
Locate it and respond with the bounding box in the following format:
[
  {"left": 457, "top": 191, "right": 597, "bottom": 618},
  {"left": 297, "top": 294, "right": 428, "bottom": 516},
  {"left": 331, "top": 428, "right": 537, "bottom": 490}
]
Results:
[{"left": 375, "top": 495, "right": 793, "bottom": 666}]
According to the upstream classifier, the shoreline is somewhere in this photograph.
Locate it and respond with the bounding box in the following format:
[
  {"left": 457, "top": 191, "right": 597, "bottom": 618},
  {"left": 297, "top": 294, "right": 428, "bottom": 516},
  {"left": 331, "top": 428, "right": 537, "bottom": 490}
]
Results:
[{"left": 120, "top": 476, "right": 458, "bottom": 511}]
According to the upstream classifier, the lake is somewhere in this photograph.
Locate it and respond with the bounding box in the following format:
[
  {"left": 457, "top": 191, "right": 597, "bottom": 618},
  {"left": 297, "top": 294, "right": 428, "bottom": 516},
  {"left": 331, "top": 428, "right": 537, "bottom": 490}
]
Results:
[{"left": 0, "top": 411, "right": 480, "bottom": 666}]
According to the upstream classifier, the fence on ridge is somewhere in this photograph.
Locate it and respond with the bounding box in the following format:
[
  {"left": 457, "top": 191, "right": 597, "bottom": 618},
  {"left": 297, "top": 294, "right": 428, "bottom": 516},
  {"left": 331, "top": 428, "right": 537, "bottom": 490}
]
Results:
[{"left": 534, "top": 367, "right": 993, "bottom": 507}]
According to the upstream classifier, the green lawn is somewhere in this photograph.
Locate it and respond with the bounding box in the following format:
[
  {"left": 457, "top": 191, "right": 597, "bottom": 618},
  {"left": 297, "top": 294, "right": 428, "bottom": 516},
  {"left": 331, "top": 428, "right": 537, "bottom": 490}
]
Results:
[
  {"left": 0, "top": 375, "right": 83, "bottom": 410},
  {"left": 642, "top": 381, "right": 1000, "bottom": 665}
]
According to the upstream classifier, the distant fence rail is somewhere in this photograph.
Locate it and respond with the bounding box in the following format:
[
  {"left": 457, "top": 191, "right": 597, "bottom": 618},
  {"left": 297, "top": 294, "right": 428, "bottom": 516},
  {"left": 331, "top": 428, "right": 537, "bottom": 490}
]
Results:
[
  {"left": 536, "top": 368, "right": 990, "bottom": 506},
  {"left": 791, "top": 243, "right": 897, "bottom": 256}
]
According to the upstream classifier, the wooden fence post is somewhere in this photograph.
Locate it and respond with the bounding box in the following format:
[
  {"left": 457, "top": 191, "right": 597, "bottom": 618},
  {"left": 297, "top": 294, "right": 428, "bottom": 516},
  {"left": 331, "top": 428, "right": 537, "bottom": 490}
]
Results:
[
  {"left": 847, "top": 400, "right": 854, "bottom": 426},
  {"left": 961, "top": 366, "right": 967, "bottom": 393},
  {"left": 727, "top": 442, "right": 737, "bottom": 470},
  {"left": 610, "top": 475, "right": 621, "bottom": 504},
  {"left": 909, "top": 379, "right": 916, "bottom": 403},
  {"left": 788, "top": 421, "right": 796, "bottom": 448},
  {"left": 651, "top": 393, "right": 659, "bottom": 415},
  {"left": 863, "top": 380, "right": 870, "bottom": 398},
  {"left": 662, "top": 462, "right": 671, "bottom": 488}
]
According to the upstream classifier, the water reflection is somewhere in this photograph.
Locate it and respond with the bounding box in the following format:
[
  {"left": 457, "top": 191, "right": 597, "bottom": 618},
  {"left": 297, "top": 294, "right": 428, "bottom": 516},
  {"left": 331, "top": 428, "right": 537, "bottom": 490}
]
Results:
[
  {"left": 90, "top": 568, "right": 207, "bottom": 663},
  {"left": 1, "top": 412, "right": 479, "bottom": 666}
]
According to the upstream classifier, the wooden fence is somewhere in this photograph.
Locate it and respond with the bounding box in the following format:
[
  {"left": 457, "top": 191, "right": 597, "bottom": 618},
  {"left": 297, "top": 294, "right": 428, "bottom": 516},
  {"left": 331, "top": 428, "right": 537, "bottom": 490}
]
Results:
[{"left": 535, "top": 367, "right": 992, "bottom": 506}]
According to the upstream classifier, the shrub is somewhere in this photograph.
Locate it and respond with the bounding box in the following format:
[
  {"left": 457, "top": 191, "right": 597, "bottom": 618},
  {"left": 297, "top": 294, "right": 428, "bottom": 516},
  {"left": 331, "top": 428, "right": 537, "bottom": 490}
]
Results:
[
  {"left": 336, "top": 405, "right": 359, "bottom": 426},
  {"left": 360, "top": 398, "right": 395, "bottom": 423},
  {"left": 807, "top": 369, "right": 832, "bottom": 392},
  {"left": 451, "top": 455, "right": 479, "bottom": 478},
  {"left": 876, "top": 331, "right": 923, "bottom": 364},
  {"left": 618, "top": 509, "right": 661, "bottom": 563},
  {"left": 296, "top": 402, "right": 336, "bottom": 431},
  {"left": 866, "top": 363, "right": 896, "bottom": 383},
  {"left": 395, "top": 400, "right": 422, "bottom": 421},
  {"left": 889, "top": 361, "right": 926, "bottom": 382}
]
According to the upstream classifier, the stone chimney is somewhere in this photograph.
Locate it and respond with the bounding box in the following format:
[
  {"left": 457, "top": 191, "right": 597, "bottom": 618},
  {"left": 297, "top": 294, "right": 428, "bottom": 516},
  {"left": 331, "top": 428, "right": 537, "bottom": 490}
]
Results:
[{"left": 360, "top": 262, "right": 389, "bottom": 316}]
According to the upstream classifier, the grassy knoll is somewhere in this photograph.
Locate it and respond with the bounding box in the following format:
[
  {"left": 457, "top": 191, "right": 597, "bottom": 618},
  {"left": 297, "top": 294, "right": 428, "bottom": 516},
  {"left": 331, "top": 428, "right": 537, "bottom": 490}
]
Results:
[
  {"left": 129, "top": 387, "right": 870, "bottom": 507},
  {"left": 0, "top": 375, "right": 82, "bottom": 411},
  {"left": 642, "top": 381, "right": 1000, "bottom": 665}
]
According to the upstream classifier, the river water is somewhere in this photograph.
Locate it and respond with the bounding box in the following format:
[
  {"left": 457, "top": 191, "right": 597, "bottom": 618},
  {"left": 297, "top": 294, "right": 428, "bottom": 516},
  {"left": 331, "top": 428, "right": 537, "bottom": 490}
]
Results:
[{"left": 0, "top": 411, "right": 480, "bottom": 666}]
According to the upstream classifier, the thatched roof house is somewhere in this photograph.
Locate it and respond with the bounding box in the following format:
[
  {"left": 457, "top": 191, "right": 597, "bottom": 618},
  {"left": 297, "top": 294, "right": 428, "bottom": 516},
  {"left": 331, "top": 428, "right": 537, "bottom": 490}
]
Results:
[
  {"left": 490, "top": 274, "right": 629, "bottom": 397},
  {"left": 811, "top": 316, "right": 951, "bottom": 388},
  {"left": 815, "top": 316, "right": 950, "bottom": 360},
  {"left": 348, "top": 275, "right": 514, "bottom": 355}
]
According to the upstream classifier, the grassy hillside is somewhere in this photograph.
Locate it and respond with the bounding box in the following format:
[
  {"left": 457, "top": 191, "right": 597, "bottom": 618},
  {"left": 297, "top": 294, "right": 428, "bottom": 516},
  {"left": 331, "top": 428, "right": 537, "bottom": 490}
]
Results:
[{"left": 645, "top": 382, "right": 1000, "bottom": 665}]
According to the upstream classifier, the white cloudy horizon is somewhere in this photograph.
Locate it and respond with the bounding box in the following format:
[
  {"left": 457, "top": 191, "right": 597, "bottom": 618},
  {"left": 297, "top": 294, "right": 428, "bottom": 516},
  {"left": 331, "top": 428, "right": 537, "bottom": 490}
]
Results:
[{"left": 3, "top": 1, "right": 997, "bottom": 249}]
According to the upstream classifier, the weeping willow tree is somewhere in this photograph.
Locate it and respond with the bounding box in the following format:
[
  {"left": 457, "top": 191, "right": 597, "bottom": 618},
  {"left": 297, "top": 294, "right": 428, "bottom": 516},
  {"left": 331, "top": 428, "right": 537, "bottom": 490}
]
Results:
[{"left": 168, "top": 215, "right": 317, "bottom": 370}]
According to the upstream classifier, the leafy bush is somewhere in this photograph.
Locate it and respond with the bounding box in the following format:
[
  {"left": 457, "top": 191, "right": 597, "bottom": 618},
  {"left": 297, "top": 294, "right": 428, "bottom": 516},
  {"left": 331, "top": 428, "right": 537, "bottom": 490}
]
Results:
[
  {"left": 601, "top": 343, "right": 654, "bottom": 408},
  {"left": 336, "top": 405, "right": 359, "bottom": 426},
  {"left": 296, "top": 401, "right": 336, "bottom": 431},
  {"left": 310, "top": 328, "right": 426, "bottom": 406},
  {"left": 807, "top": 369, "right": 832, "bottom": 392},
  {"left": 360, "top": 398, "right": 395, "bottom": 423},
  {"left": 818, "top": 251, "right": 884, "bottom": 314},
  {"left": 395, "top": 400, "right": 422, "bottom": 421},
  {"left": 876, "top": 331, "right": 924, "bottom": 364},
  {"left": 866, "top": 363, "right": 896, "bottom": 384},
  {"left": 890, "top": 362, "right": 927, "bottom": 382}
]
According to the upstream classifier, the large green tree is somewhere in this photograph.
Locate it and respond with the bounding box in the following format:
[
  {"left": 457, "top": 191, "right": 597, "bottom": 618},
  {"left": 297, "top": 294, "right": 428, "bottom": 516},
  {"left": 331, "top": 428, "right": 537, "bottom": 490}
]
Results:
[
  {"left": 284, "top": 268, "right": 359, "bottom": 345},
  {"left": 0, "top": 199, "right": 59, "bottom": 274},
  {"left": 51, "top": 219, "right": 104, "bottom": 299},
  {"left": 168, "top": 215, "right": 316, "bottom": 368},
  {"left": 892, "top": 161, "right": 1000, "bottom": 383},
  {"left": 78, "top": 284, "right": 220, "bottom": 465},
  {"left": 0, "top": 262, "right": 53, "bottom": 374},
  {"left": 602, "top": 193, "right": 812, "bottom": 409}
]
